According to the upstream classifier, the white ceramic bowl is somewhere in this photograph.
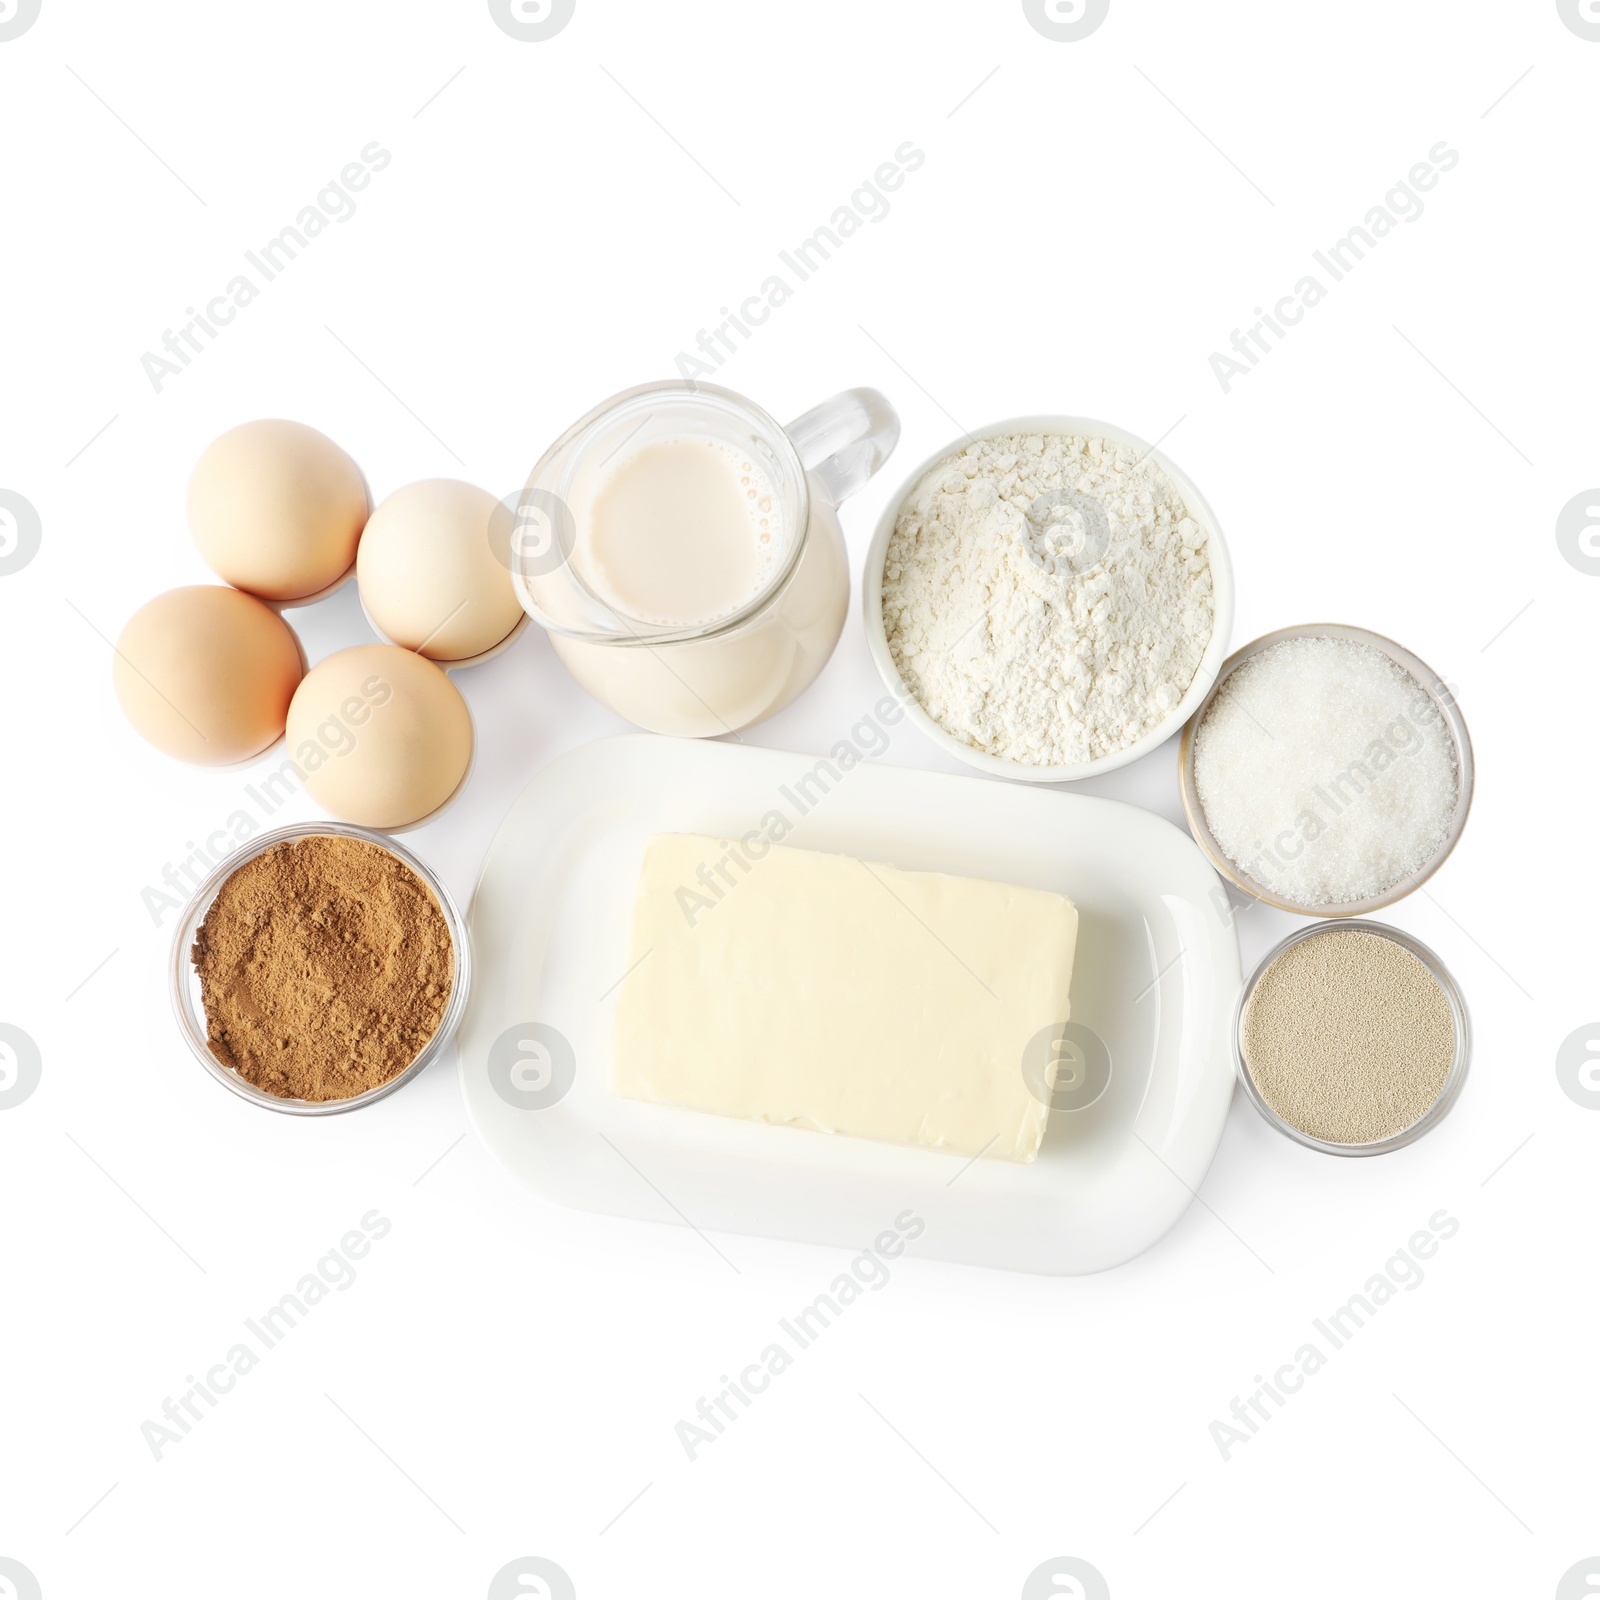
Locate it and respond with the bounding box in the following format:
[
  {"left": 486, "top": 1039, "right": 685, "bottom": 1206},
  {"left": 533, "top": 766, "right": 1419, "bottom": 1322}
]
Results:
[{"left": 862, "top": 414, "right": 1234, "bottom": 783}]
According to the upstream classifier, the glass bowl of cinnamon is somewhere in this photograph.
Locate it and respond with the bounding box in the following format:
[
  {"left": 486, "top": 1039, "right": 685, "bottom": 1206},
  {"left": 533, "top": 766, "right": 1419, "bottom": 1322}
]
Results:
[{"left": 169, "top": 821, "right": 472, "bottom": 1115}]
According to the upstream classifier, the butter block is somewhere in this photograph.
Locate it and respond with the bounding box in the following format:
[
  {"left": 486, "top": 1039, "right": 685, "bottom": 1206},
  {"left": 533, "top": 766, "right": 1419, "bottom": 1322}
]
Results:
[{"left": 612, "top": 833, "right": 1078, "bottom": 1162}]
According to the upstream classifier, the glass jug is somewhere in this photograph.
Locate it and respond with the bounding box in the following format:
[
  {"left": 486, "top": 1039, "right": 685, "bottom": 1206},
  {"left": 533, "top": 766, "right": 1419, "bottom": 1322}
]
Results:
[{"left": 510, "top": 381, "right": 899, "bottom": 737}]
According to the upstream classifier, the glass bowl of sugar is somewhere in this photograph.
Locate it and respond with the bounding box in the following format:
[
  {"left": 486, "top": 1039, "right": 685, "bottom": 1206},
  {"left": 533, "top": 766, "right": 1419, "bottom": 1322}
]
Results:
[{"left": 1178, "top": 624, "right": 1473, "bottom": 916}]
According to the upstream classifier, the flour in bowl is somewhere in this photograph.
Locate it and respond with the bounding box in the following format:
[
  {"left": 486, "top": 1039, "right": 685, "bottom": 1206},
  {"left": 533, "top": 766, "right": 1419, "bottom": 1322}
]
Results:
[{"left": 881, "top": 432, "right": 1216, "bottom": 767}]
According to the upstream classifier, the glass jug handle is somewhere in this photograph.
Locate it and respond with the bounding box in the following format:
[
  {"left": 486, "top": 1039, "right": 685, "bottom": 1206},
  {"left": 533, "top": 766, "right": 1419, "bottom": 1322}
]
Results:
[{"left": 785, "top": 388, "right": 900, "bottom": 508}]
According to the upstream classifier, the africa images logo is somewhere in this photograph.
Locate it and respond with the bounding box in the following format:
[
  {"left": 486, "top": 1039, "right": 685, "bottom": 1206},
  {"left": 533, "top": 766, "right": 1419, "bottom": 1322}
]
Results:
[
  {"left": 1556, "top": 490, "right": 1600, "bottom": 575},
  {"left": 0, "top": 490, "right": 42, "bottom": 576},
  {"left": 1022, "top": 0, "right": 1109, "bottom": 42},
  {"left": 0, "top": 0, "right": 41, "bottom": 43},
  {"left": 1557, "top": 0, "right": 1600, "bottom": 42},
  {"left": 489, "top": 0, "right": 575, "bottom": 42}
]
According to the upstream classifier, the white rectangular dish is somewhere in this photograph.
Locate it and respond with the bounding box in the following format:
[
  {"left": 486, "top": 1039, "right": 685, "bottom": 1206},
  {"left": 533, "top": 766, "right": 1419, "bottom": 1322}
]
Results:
[{"left": 458, "top": 736, "right": 1240, "bottom": 1275}]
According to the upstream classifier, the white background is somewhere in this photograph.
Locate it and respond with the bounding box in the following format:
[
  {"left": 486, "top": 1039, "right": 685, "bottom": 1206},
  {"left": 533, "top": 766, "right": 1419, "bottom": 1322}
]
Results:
[{"left": 2, "top": 2, "right": 1595, "bottom": 1596}]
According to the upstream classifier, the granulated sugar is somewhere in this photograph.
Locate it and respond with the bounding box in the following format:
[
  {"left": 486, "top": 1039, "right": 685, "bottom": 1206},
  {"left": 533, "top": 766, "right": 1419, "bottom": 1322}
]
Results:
[
  {"left": 1240, "top": 928, "right": 1457, "bottom": 1145},
  {"left": 1193, "top": 636, "right": 1458, "bottom": 906}
]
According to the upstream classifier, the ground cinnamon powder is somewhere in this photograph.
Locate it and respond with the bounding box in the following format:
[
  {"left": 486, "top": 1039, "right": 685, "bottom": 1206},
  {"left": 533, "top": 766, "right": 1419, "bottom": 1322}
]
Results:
[{"left": 192, "top": 834, "right": 454, "bottom": 1102}]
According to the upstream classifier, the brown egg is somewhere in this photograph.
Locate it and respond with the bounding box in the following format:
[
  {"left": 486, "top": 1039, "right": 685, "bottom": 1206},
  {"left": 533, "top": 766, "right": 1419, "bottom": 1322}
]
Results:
[
  {"left": 286, "top": 644, "right": 473, "bottom": 829},
  {"left": 114, "top": 586, "right": 304, "bottom": 765},
  {"left": 188, "top": 420, "right": 368, "bottom": 600},
  {"left": 358, "top": 478, "right": 523, "bottom": 661}
]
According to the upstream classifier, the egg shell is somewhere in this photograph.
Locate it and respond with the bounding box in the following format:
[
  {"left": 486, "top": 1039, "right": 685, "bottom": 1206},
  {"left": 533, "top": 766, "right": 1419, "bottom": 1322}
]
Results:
[
  {"left": 357, "top": 478, "right": 523, "bottom": 661},
  {"left": 286, "top": 644, "right": 473, "bottom": 830},
  {"left": 114, "top": 586, "right": 304, "bottom": 765},
  {"left": 189, "top": 419, "right": 369, "bottom": 601}
]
